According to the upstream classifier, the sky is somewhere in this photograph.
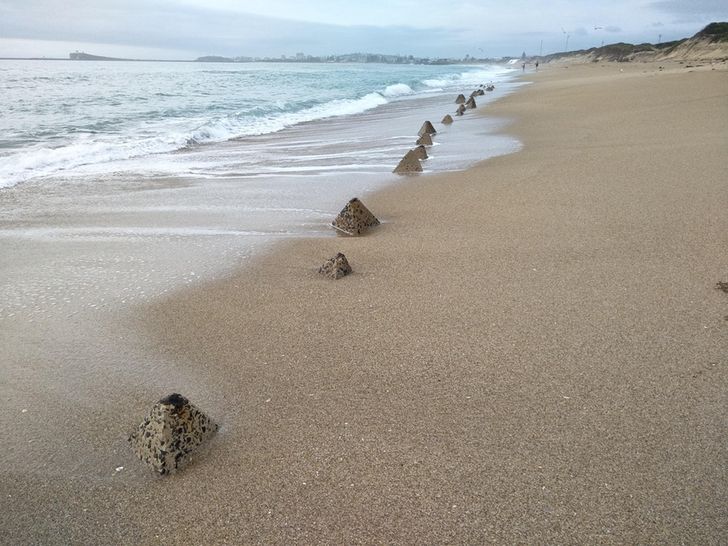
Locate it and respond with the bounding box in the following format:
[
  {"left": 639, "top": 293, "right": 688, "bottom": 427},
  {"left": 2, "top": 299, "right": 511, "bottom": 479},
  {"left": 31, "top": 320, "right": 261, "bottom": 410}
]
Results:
[{"left": 1, "top": 0, "right": 726, "bottom": 60}]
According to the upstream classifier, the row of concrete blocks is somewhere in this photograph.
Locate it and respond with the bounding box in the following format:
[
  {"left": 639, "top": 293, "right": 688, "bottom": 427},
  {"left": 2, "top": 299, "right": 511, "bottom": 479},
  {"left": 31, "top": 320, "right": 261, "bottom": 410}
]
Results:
[
  {"left": 317, "top": 85, "right": 495, "bottom": 279},
  {"left": 322, "top": 86, "right": 484, "bottom": 276},
  {"left": 128, "top": 88, "right": 494, "bottom": 475},
  {"left": 392, "top": 84, "right": 494, "bottom": 175}
]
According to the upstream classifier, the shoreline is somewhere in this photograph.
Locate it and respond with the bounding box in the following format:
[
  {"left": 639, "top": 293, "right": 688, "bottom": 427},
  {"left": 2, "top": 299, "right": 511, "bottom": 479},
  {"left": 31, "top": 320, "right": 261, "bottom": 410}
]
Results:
[
  {"left": 3, "top": 60, "right": 727, "bottom": 543},
  {"left": 0, "top": 67, "right": 521, "bottom": 328}
]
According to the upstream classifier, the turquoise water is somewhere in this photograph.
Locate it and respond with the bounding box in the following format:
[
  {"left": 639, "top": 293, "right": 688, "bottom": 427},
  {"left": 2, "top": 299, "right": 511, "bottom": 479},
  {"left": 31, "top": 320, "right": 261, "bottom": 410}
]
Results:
[{"left": 0, "top": 60, "right": 514, "bottom": 188}]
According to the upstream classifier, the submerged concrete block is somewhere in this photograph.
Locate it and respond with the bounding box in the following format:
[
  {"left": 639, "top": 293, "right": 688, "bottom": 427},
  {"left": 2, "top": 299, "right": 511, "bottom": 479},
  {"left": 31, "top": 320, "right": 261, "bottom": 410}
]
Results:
[
  {"left": 393, "top": 149, "right": 423, "bottom": 174},
  {"left": 455, "top": 94, "right": 466, "bottom": 104},
  {"left": 456, "top": 104, "right": 466, "bottom": 116},
  {"left": 416, "top": 133, "right": 433, "bottom": 146},
  {"left": 418, "top": 121, "right": 437, "bottom": 137},
  {"left": 129, "top": 393, "right": 218, "bottom": 475},
  {"left": 319, "top": 252, "right": 352, "bottom": 279},
  {"left": 331, "top": 197, "right": 380, "bottom": 235},
  {"left": 441, "top": 114, "right": 454, "bottom": 125}
]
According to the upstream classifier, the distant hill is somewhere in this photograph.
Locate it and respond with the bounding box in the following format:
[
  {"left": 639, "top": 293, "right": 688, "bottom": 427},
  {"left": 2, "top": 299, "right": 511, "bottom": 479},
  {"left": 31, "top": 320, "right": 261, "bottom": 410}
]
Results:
[
  {"left": 195, "top": 56, "right": 234, "bottom": 62},
  {"left": 540, "top": 22, "right": 728, "bottom": 63},
  {"left": 69, "top": 51, "right": 130, "bottom": 61}
]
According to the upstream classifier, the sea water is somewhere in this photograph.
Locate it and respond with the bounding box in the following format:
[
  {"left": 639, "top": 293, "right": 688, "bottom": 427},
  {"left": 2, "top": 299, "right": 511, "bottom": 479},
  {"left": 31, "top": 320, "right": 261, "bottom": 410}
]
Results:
[
  {"left": 0, "top": 60, "right": 516, "bottom": 187},
  {"left": 0, "top": 60, "right": 521, "bottom": 318}
]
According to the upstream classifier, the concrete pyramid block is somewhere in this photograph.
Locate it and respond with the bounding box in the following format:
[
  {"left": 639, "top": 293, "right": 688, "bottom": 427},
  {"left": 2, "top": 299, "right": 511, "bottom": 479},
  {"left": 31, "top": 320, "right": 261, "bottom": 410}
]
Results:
[
  {"left": 331, "top": 198, "right": 380, "bottom": 235},
  {"left": 393, "top": 149, "right": 423, "bottom": 174},
  {"left": 486, "top": 84, "right": 495, "bottom": 91},
  {"left": 418, "top": 121, "right": 437, "bottom": 137},
  {"left": 455, "top": 94, "right": 466, "bottom": 104},
  {"left": 471, "top": 89, "right": 485, "bottom": 96},
  {"left": 465, "top": 97, "right": 477, "bottom": 109},
  {"left": 416, "top": 133, "right": 433, "bottom": 146},
  {"left": 441, "top": 114, "right": 454, "bottom": 125},
  {"left": 319, "top": 252, "right": 352, "bottom": 279},
  {"left": 456, "top": 104, "right": 466, "bottom": 116},
  {"left": 129, "top": 393, "right": 218, "bottom": 475},
  {"left": 413, "top": 145, "right": 428, "bottom": 160}
]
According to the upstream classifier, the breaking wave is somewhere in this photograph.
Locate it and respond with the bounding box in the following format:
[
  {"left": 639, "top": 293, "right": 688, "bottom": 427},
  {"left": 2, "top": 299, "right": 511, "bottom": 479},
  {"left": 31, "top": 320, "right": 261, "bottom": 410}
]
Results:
[{"left": 382, "top": 83, "right": 414, "bottom": 97}]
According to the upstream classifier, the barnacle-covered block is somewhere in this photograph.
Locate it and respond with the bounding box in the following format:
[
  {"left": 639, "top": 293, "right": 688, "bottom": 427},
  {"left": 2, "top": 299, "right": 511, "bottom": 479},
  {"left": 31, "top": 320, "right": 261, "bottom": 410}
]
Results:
[
  {"left": 129, "top": 393, "right": 218, "bottom": 475},
  {"left": 331, "top": 198, "right": 380, "bottom": 235},
  {"left": 319, "top": 252, "right": 352, "bottom": 279}
]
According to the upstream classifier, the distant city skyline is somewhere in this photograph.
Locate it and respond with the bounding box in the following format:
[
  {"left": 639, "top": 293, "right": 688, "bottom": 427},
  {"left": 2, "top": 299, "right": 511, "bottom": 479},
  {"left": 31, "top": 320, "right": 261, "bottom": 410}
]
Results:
[{"left": 1, "top": 0, "right": 726, "bottom": 60}]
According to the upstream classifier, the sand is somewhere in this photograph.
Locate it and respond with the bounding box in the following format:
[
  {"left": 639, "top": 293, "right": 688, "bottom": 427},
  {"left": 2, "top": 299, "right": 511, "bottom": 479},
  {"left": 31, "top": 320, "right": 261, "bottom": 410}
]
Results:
[{"left": 2, "top": 61, "right": 727, "bottom": 544}]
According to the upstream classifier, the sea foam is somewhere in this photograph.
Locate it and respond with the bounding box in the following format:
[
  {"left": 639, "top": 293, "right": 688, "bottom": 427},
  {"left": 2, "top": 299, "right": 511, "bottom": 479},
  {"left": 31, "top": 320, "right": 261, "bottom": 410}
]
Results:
[{"left": 382, "top": 83, "right": 414, "bottom": 97}]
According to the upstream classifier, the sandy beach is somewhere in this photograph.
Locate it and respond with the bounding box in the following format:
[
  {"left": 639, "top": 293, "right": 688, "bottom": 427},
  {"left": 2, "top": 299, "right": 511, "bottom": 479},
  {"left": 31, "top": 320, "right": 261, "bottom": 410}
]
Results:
[{"left": 2, "top": 60, "right": 727, "bottom": 543}]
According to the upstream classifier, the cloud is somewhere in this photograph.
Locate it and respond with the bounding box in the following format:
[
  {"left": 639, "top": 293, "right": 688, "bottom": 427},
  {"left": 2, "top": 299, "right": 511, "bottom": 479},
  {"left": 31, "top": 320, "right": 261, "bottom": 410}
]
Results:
[
  {"left": 0, "top": 0, "right": 724, "bottom": 59},
  {"left": 649, "top": 0, "right": 728, "bottom": 17},
  {"left": 0, "top": 1, "right": 444, "bottom": 56}
]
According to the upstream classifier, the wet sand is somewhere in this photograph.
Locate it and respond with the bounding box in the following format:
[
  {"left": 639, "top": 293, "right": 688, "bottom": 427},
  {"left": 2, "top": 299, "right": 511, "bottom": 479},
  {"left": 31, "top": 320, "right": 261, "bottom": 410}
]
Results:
[{"left": 3, "top": 61, "right": 727, "bottom": 543}]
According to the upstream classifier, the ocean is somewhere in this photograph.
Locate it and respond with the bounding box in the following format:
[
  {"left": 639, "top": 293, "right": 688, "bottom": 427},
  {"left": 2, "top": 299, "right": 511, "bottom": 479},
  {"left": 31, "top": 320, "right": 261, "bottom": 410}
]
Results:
[
  {"left": 0, "top": 60, "right": 520, "bottom": 318},
  {"left": 0, "top": 60, "right": 518, "bottom": 187}
]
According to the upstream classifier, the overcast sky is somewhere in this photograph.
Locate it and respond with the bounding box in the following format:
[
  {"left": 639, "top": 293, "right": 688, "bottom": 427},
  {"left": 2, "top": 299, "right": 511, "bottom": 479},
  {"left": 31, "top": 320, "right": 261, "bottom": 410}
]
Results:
[{"left": 1, "top": 0, "right": 726, "bottom": 59}]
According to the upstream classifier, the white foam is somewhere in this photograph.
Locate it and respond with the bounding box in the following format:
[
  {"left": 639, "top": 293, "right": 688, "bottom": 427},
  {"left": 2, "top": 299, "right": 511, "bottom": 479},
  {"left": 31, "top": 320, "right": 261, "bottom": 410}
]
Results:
[
  {"left": 382, "top": 83, "right": 414, "bottom": 97},
  {"left": 0, "top": 132, "right": 191, "bottom": 188},
  {"left": 191, "top": 92, "right": 389, "bottom": 143},
  {"left": 0, "top": 92, "right": 391, "bottom": 188},
  {"left": 422, "top": 65, "right": 514, "bottom": 89},
  {"left": 422, "top": 78, "right": 450, "bottom": 88},
  {"left": 0, "top": 226, "right": 295, "bottom": 239}
]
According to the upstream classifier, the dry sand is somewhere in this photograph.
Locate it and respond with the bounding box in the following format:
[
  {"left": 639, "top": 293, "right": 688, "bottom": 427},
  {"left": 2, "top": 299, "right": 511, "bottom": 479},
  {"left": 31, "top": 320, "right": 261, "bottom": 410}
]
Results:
[{"left": 3, "top": 61, "right": 727, "bottom": 544}]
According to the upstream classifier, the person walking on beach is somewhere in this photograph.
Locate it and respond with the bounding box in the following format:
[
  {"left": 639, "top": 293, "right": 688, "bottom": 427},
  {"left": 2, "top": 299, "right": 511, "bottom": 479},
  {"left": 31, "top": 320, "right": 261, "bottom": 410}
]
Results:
[{"left": 522, "top": 62, "right": 526, "bottom": 71}]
